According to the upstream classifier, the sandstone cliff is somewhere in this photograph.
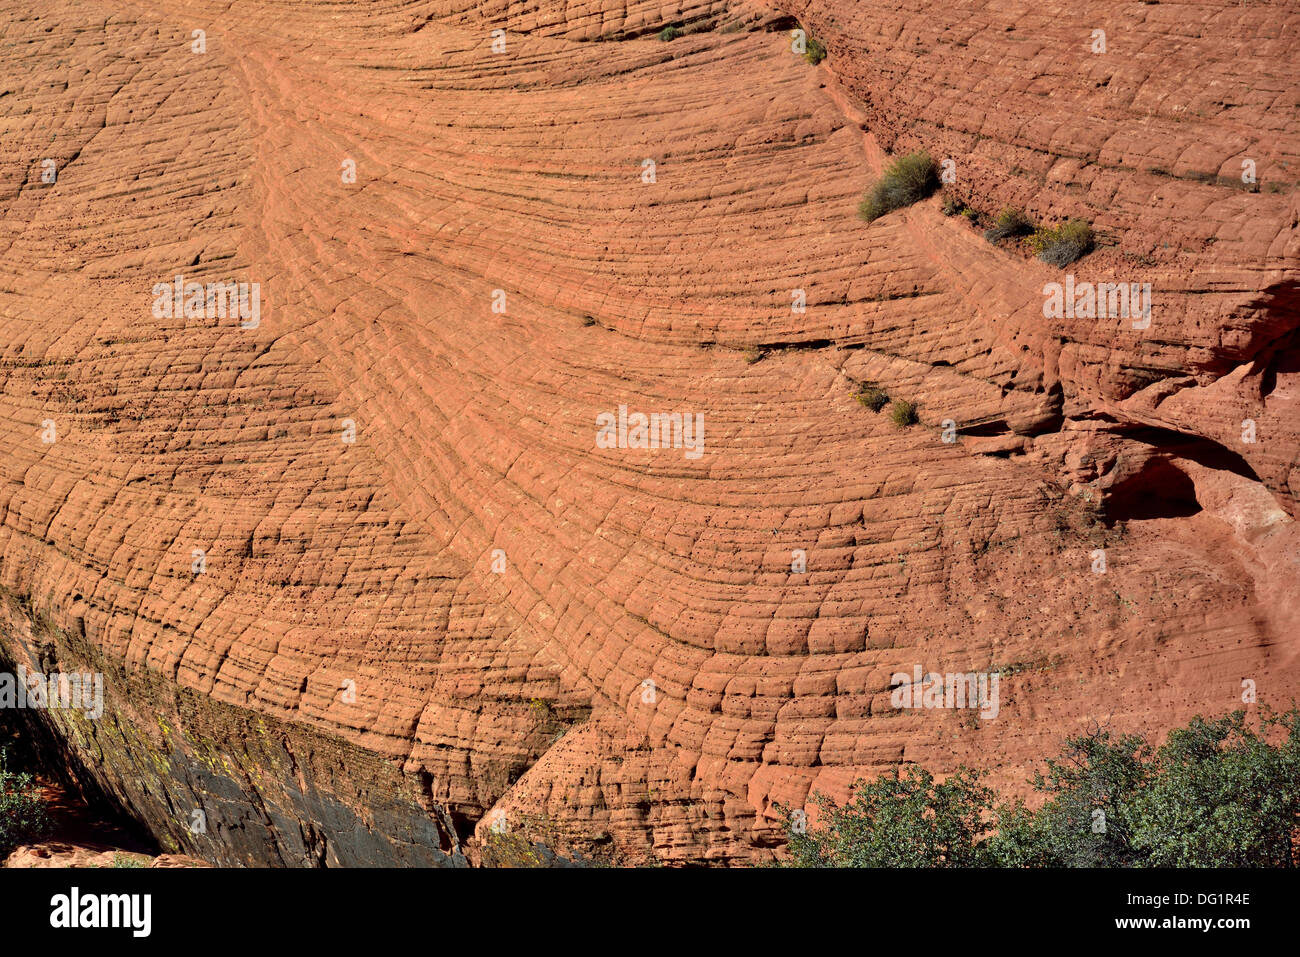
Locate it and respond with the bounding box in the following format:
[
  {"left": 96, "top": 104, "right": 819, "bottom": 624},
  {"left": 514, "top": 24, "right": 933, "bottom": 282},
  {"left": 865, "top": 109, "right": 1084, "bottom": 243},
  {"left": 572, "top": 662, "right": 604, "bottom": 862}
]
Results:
[{"left": 0, "top": 0, "right": 1295, "bottom": 864}]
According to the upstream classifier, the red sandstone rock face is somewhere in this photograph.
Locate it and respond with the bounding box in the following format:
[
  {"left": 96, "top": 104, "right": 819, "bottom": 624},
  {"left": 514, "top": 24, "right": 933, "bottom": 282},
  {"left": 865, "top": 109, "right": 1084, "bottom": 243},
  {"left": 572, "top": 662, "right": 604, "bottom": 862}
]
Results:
[
  {"left": 3, "top": 844, "right": 207, "bottom": 869},
  {"left": 0, "top": 0, "right": 1295, "bottom": 864}
]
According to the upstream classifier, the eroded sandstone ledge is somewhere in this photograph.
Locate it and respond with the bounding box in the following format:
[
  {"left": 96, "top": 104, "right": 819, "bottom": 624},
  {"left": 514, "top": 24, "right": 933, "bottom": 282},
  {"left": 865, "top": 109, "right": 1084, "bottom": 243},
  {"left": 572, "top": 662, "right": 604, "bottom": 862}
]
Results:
[{"left": 1, "top": 593, "right": 472, "bottom": 866}]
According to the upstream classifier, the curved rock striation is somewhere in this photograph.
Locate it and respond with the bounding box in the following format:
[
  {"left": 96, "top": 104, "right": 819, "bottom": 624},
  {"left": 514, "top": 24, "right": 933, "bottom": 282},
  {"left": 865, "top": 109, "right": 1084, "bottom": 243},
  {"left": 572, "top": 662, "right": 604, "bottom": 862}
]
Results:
[{"left": 0, "top": 0, "right": 1296, "bottom": 864}]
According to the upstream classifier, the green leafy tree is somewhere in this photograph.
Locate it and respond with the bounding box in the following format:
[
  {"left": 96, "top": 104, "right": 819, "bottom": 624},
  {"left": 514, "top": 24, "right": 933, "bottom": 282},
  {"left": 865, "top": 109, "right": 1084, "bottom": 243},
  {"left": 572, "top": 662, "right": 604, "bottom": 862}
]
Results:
[
  {"left": 784, "top": 766, "right": 999, "bottom": 867},
  {"left": 1130, "top": 708, "right": 1300, "bottom": 867},
  {"left": 0, "top": 745, "right": 51, "bottom": 858},
  {"left": 782, "top": 709, "right": 1300, "bottom": 868},
  {"left": 1016, "top": 725, "right": 1151, "bottom": 867},
  {"left": 982, "top": 798, "right": 1051, "bottom": 867}
]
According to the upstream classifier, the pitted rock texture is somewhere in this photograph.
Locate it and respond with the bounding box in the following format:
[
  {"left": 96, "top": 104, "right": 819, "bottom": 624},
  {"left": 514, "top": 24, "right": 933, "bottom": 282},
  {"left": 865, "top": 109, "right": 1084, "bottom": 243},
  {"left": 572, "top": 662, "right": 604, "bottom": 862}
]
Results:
[{"left": 0, "top": 0, "right": 1296, "bottom": 864}]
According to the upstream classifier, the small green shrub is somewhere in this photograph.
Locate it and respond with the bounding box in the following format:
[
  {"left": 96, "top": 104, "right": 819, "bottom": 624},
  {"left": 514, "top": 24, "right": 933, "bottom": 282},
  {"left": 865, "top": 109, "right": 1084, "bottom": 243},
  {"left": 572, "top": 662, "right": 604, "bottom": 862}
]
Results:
[
  {"left": 856, "top": 387, "right": 889, "bottom": 412},
  {"left": 804, "top": 37, "right": 827, "bottom": 65},
  {"left": 658, "top": 25, "right": 682, "bottom": 42},
  {"left": 528, "top": 697, "right": 556, "bottom": 728},
  {"left": 1028, "top": 218, "right": 1095, "bottom": 266},
  {"left": 983, "top": 207, "right": 1033, "bottom": 243},
  {"left": 857, "top": 152, "right": 939, "bottom": 222},
  {"left": 482, "top": 829, "right": 548, "bottom": 867},
  {"left": 941, "top": 193, "right": 964, "bottom": 216},
  {"left": 480, "top": 813, "right": 578, "bottom": 868},
  {"left": 890, "top": 399, "right": 918, "bottom": 427}
]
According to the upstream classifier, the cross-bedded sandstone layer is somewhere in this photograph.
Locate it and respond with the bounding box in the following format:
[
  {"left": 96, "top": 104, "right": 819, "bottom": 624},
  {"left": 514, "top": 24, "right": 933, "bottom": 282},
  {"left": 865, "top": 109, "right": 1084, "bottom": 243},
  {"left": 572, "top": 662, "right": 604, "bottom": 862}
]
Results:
[{"left": 0, "top": 0, "right": 1296, "bottom": 864}]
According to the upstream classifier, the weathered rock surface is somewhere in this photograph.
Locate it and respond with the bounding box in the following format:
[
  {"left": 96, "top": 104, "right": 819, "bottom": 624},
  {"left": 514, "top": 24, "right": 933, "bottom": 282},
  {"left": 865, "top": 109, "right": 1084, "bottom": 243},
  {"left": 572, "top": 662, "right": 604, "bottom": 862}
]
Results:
[
  {"left": 0, "top": 0, "right": 1295, "bottom": 864},
  {"left": 4, "top": 844, "right": 207, "bottom": 868}
]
